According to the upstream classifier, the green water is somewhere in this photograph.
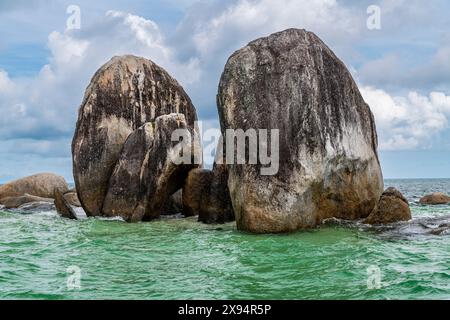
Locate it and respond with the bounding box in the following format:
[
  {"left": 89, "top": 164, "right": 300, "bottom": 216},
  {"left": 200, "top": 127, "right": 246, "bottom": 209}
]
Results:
[{"left": 0, "top": 179, "right": 449, "bottom": 299}]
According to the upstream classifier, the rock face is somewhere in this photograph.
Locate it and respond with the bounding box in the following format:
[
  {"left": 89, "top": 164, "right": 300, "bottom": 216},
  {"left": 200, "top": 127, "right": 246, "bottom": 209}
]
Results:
[
  {"left": 0, "top": 173, "right": 68, "bottom": 201},
  {"left": 72, "top": 55, "right": 200, "bottom": 218},
  {"left": 364, "top": 187, "right": 411, "bottom": 224},
  {"left": 1, "top": 194, "right": 53, "bottom": 209},
  {"left": 54, "top": 190, "right": 77, "bottom": 220},
  {"left": 161, "top": 190, "right": 183, "bottom": 215},
  {"left": 217, "top": 29, "right": 383, "bottom": 233},
  {"left": 419, "top": 192, "right": 450, "bottom": 205},
  {"left": 102, "top": 113, "right": 201, "bottom": 221},
  {"left": 63, "top": 192, "right": 81, "bottom": 207},
  {"left": 182, "top": 165, "right": 235, "bottom": 223}
]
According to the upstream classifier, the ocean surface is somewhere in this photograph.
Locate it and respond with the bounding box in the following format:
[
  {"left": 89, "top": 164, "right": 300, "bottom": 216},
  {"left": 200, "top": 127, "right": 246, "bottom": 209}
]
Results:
[{"left": 0, "top": 179, "right": 449, "bottom": 300}]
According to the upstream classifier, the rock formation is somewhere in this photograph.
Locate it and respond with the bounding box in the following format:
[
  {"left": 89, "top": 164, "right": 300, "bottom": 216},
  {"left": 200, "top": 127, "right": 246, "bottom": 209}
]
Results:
[
  {"left": 217, "top": 29, "right": 383, "bottom": 233},
  {"left": 72, "top": 55, "right": 201, "bottom": 219},
  {"left": 364, "top": 187, "right": 411, "bottom": 224},
  {"left": 419, "top": 192, "right": 450, "bottom": 205},
  {"left": 0, "top": 173, "right": 68, "bottom": 201},
  {"left": 63, "top": 191, "right": 81, "bottom": 207},
  {"left": 102, "top": 114, "right": 201, "bottom": 221},
  {"left": 54, "top": 190, "right": 78, "bottom": 220},
  {"left": 1, "top": 194, "right": 53, "bottom": 209},
  {"left": 182, "top": 165, "right": 235, "bottom": 223}
]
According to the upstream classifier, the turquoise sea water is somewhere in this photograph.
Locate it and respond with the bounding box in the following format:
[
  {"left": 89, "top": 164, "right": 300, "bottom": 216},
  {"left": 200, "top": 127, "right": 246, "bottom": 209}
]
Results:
[{"left": 0, "top": 179, "right": 449, "bottom": 300}]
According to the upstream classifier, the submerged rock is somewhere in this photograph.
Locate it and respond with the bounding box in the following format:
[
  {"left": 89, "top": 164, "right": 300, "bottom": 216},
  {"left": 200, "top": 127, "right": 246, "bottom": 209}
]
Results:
[
  {"left": 419, "top": 192, "right": 450, "bottom": 205},
  {"left": 364, "top": 187, "right": 411, "bottom": 224},
  {"left": 0, "top": 173, "right": 68, "bottom": 201},
  {"left": 1, "top": 194, "right": 53, "bottom": 209},
  {"left": 217, "top": 29, "right": 383, "bottom": 233},
  {"left": 72, "top": 55, "right": 200, "bottom": 218},
  {"left": 54, "top": 190, "right": 77, "bottom": 220}
]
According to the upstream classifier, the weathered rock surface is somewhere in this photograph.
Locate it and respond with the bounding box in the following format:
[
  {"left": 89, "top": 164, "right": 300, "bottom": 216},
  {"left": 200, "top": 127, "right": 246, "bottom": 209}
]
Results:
[
  {"left": 198, "top": 164, "right": 235, "bottom": 224},
  {"left": 72, "top": 55, "right": 199, "bottom": 217},
  {"left": 54, "top": 190, "right": 77, "bottom": 220},
  {"left": 364, "top": 187, "right": 411, "bottom": 224},
  {"left": 102, "top": 113, "right": 201, "bottom": 221},
  {"left": 419, "top": 192, "right": 450, "bottom": 205},
  {"left": 0, "top": 173, "right": 68, "bottom": 201},
  {"left": 63, "top": 192, "right": 81, "bottom": 207},
  {"left": 161, "top": 190, "right": 183, "bottom": 215},
  {"left": 0, "top": 194, "right": 53, "bottom": 209},
  {"left": 182, "top": 165, "right": 235, "bottom": 223},
  {"left": 217, "top": 29, "right": 383, "bottom": 233}
]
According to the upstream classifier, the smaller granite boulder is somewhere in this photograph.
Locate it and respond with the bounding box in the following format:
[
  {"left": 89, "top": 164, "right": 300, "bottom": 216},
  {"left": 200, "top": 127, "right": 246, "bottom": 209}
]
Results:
[
  {"left": 0, "top": 194, "right": 53, "bottom": 209},
  {"left": 419, "top": 192, "right": 450, "bottom": 205},
  {"left": 63, "top": 192, "right": 81, "bottom": 207},
  {"left": 161, "top": 190, "right": 183, "bottom": 215},
  {"left": 182, "top": 166, "right": 235, "bottom": 223},
  {"left": 364, "top": 187, "right": 411, "bottom": 224},
  {"left": 54, "top": 190, "right": 77, "bottom": 220},
  {"left": 0, "top": 173, "right": 68, "bottom": 201}
]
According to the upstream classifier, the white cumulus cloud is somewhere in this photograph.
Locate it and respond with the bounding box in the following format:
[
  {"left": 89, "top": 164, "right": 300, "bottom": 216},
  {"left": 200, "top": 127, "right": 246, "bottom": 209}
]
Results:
[{"left": 361, "top": 87, "right": 450, "bottom": 150}]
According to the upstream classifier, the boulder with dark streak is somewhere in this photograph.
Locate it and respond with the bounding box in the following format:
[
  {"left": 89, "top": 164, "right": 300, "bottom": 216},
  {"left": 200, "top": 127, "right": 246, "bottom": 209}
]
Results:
[
  {"left": 1, "top": 194, "right": 53, "bottom": 209},
  {"left": 72, "top": 55, "right": 199, "bottom": 217},
  {"left": 217, "top": 29, "right": 383, "bottom": 233}
]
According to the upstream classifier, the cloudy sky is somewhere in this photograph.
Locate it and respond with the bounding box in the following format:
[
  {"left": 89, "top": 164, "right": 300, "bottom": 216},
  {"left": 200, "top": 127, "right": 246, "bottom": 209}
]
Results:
[{"left": 0, "top": 0, "right": 449, "bottom": 182}]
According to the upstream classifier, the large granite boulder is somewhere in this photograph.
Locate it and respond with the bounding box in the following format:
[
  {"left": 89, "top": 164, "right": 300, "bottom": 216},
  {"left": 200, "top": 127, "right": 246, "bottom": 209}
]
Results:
[
  {"left": 364, "top": 187, "right": 411, "bottom": 224},
  {"left": 72, "top": 55, "right": 200, "bottom": 217},
  {"left": 217, "top": 29, "right": 383, "bottom": 233},
  {"left": 0, "top": 173, "right": 68, "bottom": 201},
  {"left": 419, "top": 192, "right": 450, "bottom": 205},
  {"left": 102, "top": 113, "right": 201, "bottom": 221}
]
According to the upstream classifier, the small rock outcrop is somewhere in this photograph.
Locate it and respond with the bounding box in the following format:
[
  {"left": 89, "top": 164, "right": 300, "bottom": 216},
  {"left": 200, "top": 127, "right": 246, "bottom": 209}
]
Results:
[
  {"left": 161, "top": 190, "right": 183, "bottom": 215},
  {"left": 0, "top": 194, "right": 53, "bottom": 209},
  {"left": 102, "top": 114, "right": 201, "bottom": 221},
  {"left": 364, "top": 187, "right": 411, "bottom": 224},
  {"left": 182, "top": 165, "right": 235, "bottom": 224},
  {"left": 217, "top": 28, "right": 383, "bottom": 233},
  {"left": 419, "top": 192, "right": 450, "bottom": 205},
  {"left": 0, "top": 173, "right": 68, "bottom": 201},
  {"left": 72, "top": 55, "right": 201, "bottom": 219},
  {"left": 54, "top": 190, "right": 77, "bottom": 220}
]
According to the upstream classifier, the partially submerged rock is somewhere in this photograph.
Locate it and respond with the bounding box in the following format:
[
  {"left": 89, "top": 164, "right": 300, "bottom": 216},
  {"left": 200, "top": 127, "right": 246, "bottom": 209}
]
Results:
[
  {"left": 364, "top": 187, "right": 411, "bottom": 224},
  {"left": 419, "top": 192, "right": 450, "bottom": 205},
  {"left": 217, "top": 28, "right": 383, "bottom": 233},
  {"left": 0, "top": 194, "right": 53, "bottom": 209},
  {"left": 54, "top": 190, "right": 77, "bottom": 220},
  {"left": 63, "top": 192, "right": 81, "bottom": 207},
  {"left": 102, "top": 113, "right": 201, "bottom": 221},
  {"left": 72, "top": 55, "right": 200, "bottom": 217},
  {"left": 182, "top": 165, "right": 235, "bottom": 224},
  {"left": 0, "top": 173, "right": 68, "bottom": 201}
]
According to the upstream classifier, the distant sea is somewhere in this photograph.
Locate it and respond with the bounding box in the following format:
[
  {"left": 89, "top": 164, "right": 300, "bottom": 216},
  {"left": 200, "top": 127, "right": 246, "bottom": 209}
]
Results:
[{"left": 0, "top": 179, "right": 449, "bottom": 299}]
